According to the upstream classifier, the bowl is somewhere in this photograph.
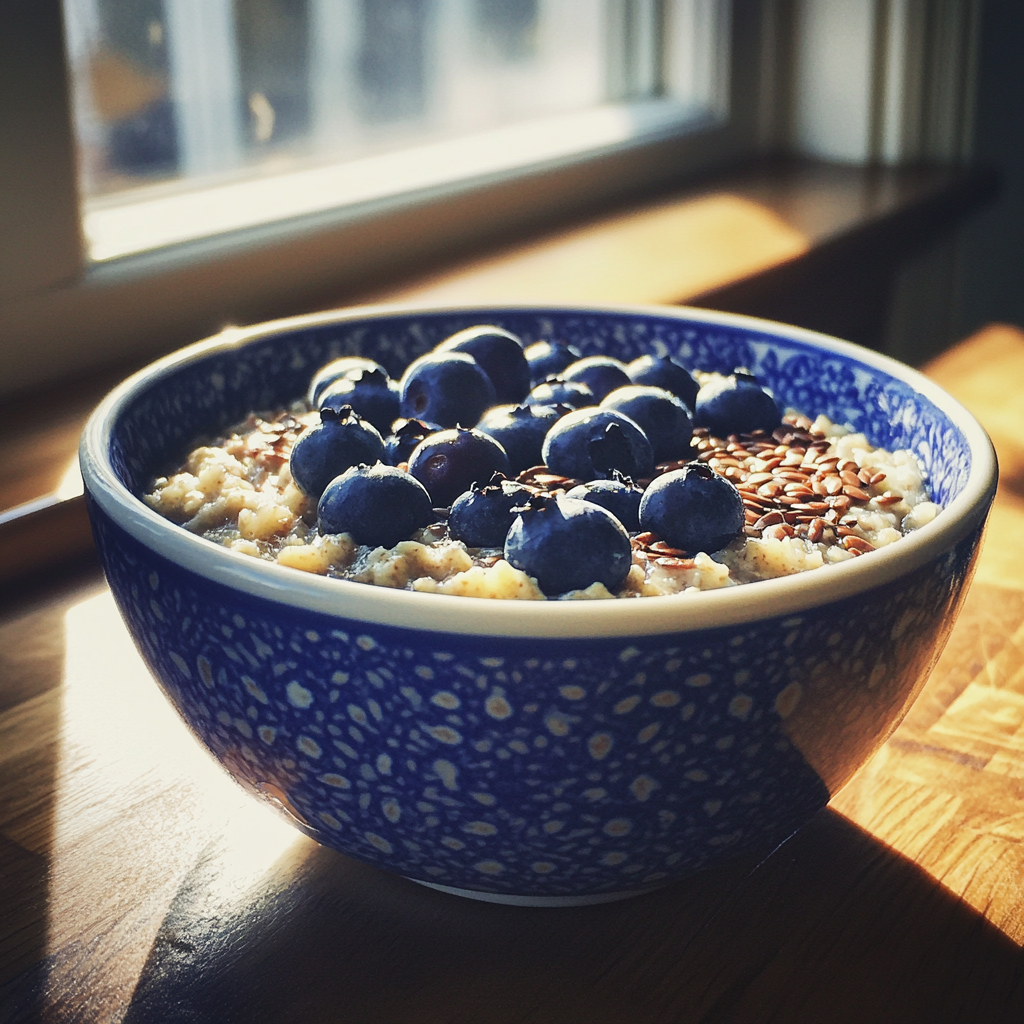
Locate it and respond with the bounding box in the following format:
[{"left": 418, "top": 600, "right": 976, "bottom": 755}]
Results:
[{"left": 80, "top": 304, "right": 996, "bottom": 906}]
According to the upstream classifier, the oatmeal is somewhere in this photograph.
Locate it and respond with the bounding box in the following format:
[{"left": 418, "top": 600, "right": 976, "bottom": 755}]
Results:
[{"left": 145, "top": 404, "right": 939, "bottom": 601}]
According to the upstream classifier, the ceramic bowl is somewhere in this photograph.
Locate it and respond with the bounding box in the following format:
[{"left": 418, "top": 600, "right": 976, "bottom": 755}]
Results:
[{"left": 80, "top": 304, "right": 996, "bottom": 906}]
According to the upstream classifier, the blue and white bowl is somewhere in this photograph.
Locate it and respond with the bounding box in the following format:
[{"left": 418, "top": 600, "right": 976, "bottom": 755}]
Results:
[{"left": 80, "top": 305, "right": 996, "bottom": 906}]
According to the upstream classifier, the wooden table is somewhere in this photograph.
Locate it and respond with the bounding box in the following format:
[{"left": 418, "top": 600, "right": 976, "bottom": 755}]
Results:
[{"left": 1, "top": 324, "right": 1023, "bottom": 1023}]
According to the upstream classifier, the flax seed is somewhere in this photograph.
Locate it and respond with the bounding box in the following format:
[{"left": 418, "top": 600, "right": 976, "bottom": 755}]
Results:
[
  {"left": 753, "top": 511, "right": 785, "bottom": 530},
  {"left": 869, "top": 471, "right": 887, "bottom": 486},
  {"left": 843, "top": 535, "right": 875, "bottom": 553},
  {"left": 649, "top": 541, "right": 688, "bottom": 557},
  {"left": 843, "top": 485, "right": 871, "bottom": 501}
]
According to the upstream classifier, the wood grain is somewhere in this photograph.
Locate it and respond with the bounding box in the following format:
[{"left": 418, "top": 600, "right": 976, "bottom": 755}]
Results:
[{"left": 2, "top": 326, "right": 1024, "bottom": 1022}]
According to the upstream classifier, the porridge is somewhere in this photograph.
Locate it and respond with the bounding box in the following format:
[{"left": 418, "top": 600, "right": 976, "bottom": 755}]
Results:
[{"left": 145, "top": 380, "right": 939, "bottom": 601}]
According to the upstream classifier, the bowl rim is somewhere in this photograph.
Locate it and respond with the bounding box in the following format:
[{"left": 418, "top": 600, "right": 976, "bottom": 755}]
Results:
[{"left": 80, "top": 302, "right": 997, "bottom": 639}]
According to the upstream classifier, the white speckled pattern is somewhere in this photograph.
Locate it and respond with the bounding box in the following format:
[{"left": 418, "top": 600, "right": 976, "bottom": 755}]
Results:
[{"left": 81, "top": 304, "right": 996, "bottom": 899}]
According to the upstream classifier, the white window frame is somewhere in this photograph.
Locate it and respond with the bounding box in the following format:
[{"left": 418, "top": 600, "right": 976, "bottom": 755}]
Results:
[
  {"left": 0, "top": 1, "right": 979, "bottom": 400},
  {"left": 0, "top": 0, "right": 779, "bottom": 399}
]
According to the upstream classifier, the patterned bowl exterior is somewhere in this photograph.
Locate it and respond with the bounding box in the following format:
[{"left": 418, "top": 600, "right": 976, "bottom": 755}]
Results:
[{"left": 82, "top": 305, "right": 995, "bottom": 900}]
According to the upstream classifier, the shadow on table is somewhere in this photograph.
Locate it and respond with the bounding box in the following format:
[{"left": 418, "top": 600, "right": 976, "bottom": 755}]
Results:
[
  {"left": 0, "top": 558, "right": 101, "bottom": 1024},
  {"left": 119, "top": 807, "right": 1024, "bottom": 1024}
]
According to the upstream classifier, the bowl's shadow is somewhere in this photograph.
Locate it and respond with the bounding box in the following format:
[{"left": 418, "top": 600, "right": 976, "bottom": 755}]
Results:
[{"left": 120, "top": 806, "right": 1024, "bottom": 1024}]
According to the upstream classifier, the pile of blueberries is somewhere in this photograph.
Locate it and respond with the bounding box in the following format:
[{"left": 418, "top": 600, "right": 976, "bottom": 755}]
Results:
[{"left": 289, "top": 325, "right": 782, "bottom": 596}]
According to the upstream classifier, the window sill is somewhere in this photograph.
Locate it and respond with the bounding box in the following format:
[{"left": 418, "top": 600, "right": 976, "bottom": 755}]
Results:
[{"left": 0, "top": 156, "right": 997, "bottom": 584}]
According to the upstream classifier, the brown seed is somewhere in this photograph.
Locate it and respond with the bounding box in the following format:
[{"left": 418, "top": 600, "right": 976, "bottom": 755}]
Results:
[
  {"left": 840, "top": 470, "right": 862, "bottom": 488},
  {"left": 869, "top": 471, "right": 887, "bottom": 486},
  {"left": 776, "top": 470, "right": 810, "bottom": 483},
  {"left": 838, "top": 460, "right": 859, "bottom": 473},
  {"left": 761, "top": 456, "right": 784, "bottom": 471},
  {"left": 776, "top": 495, "right": 802, "bottom": 506},
  {"left": 844, "top": 485, "right": 871, "bottom": 501},
  {"left": 858, "top": 467, "right": 873, "bottom": 485},
  {"left": 825, "top": 495, "right": 851, "bottom": 511},
  {"left": 743, "top": 526, "right": 762, "bottom": 538},
  {"left": 744, "top": 472, "right": 775, "bottom": 486},
  {"left": 650, "top": 541, "right": 688, "bottom": 557},
  {"left": 758, "top": 481, "right": 784, "bottom": 498},
  {"left": 816, "top": 456, "right": 840, "bottom": 469},
  {"left": 763, "top": 523, "right": 796, "bottom": 540},
  {"left": 837, "top": 525, "right": 858, "bottom": 538},
  {"left": 634, "top": 531, "right": 657, "bottom": 546},
  {"left": 811, "top": 479, "right": 828, "bottom": 496},
  {"left": 807, "top": 519, "right": 825, "bottom": 543},
  {"left": 873, "top": 494, "right": 903, "bottom": 505},
  {"left": 843, "top": 535, "right": 875, "bottom": 553},
  {"left": 744, "top": 509, "right": 760, "bottom": 525},
  {"left": 823, "top": 509, "right": 839, "bottom": 523},
  {"left": 784, "top": 483, "right": 814, "bottom": 496},
  {"left": 823, "top": 476, "right": 844, "bottom": 496},
  {"left": 753, "top": 511, "right": 785, "bottom": 530}
]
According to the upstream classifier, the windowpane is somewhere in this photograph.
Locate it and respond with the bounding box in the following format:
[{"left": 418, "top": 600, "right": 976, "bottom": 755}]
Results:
[{"left": 63, "top": 0, "right": 729, "bottom": 258}]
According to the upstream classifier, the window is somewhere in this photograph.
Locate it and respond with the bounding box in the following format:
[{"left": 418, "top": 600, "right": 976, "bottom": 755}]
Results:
[
  {"left": 65, "top": 0, "right": 732, "bottom": 260},
  {"left": 1, "top": 0, "right": 768, "bottom": 399}
]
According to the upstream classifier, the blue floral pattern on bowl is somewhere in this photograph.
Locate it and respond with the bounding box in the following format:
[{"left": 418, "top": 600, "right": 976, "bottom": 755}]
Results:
[{"left": 86, "top": 305, "right": 993, "bottom": 902}]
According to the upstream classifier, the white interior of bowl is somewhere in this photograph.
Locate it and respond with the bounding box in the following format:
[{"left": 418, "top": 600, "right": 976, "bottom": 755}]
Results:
[{"left": 80, "top": 303, "right": 997, "bottom": 639}]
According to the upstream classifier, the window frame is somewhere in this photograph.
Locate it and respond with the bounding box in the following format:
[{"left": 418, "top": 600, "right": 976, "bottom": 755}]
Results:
[{"left": 0, "top": 0, "right": 773, "bottom": 400}]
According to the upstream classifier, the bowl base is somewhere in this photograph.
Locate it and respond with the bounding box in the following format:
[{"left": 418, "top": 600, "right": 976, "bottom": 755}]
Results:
[{"left": 406, "top": 877, "right": 666, "bottom": 907}]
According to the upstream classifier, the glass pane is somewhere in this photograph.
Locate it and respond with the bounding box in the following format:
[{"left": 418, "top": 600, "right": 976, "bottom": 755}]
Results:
[{"left": 63, "top": 0, "right": 728, "bottom": 253}]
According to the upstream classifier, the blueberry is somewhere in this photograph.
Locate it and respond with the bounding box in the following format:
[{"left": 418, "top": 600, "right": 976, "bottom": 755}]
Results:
[
  {"left": 318, "top": 463, "right": 434, "bottom": 548},
  {"left": 524, "top": 340, "right": 581, "bottom": 385},
  {"left": 601, "top": 385, "right": 693, "bottom": 462},
  {"left": 524, "top": 377, "right": 594, "bottom": 409},
  {"left": 627, "top": 355, "right": 699, "bottom": 410},
  {"left": 400, "top": 352, "right": 496, "bottom": 428},
  {"left": 407, "top": 427, "right": 512, "bottom": 508},
  {"left": 319, "top": 367, "right": 401, "bottom": 434},
  {"left": 638, "top": 462, "right": 744, "bottom": 553},
  {"left": 307, "top": 356, "right": 386, "bottom": 406},
  {"left": 693, "top": 371, "right": 781, "bottom": 437},
  {"left": 448, "top": 474, "right": 533, "bottom": 548},
  {"left": 288, "top": 406, "right": 386, "bottom": 500},
  {"left": 435, "top": 325, "right": 531, "bottom": 404},
  {"left": 384, "top": 418, "right": 435, "bottom": 466},
  {"left": 565, "top": 474, "right": 643, "bottom": 532},
  {"left": 562, "top": 356, "right": 631, "bottom": 401},
  {"left": 504, "top": 494, "right": 632, "bottom": 596},
  {"left": 542, "top": 408, "right": 653, "bottom": 482},
  {"left": 476, "top": 402, "right": 568, "bottom": 474}
]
